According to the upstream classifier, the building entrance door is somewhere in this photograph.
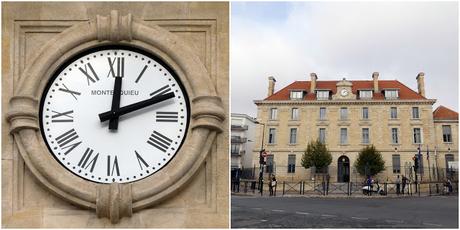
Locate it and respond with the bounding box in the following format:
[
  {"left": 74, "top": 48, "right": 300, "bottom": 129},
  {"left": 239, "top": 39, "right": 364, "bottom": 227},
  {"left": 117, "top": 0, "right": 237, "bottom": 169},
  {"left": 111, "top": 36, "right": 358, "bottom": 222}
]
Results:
[{"left": 337, "top": 156, "right": 350, "bottom": 182}]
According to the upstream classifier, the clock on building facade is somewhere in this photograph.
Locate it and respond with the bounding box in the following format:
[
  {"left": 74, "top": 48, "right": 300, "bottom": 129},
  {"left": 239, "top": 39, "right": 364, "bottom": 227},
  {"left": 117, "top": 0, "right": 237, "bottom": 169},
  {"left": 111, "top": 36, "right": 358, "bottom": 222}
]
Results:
[
  {"left": 40, "top": 46, "right": 190, "bottom": 184},
  {"left": 6, "top": 10, "right": 225, "bottom": 224}
]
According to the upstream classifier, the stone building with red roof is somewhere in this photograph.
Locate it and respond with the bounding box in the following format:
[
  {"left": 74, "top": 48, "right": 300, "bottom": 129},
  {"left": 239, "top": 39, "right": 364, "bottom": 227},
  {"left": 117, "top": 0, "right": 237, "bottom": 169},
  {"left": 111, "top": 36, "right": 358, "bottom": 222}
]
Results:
[{"left": 253, "top": 72, "right": 457, "bottom": 183}]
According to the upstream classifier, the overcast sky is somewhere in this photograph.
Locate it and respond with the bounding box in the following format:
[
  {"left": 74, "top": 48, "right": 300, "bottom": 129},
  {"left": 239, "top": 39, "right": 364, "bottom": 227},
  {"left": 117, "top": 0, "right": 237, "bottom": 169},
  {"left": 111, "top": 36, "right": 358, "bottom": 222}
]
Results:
[{"left": 231, "top": 2, "right": 458, "bottom": 117}]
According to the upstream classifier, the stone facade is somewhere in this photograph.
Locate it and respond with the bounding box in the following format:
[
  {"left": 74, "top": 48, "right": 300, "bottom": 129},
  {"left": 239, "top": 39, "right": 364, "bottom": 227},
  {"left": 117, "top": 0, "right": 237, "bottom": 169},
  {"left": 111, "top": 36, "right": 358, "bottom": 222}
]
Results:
[
  {"left": 2, "top": 2, "right": 228, "bottom": 228},
  {"left": 253, "top": 73, "right": 458, "bottom": 183}
]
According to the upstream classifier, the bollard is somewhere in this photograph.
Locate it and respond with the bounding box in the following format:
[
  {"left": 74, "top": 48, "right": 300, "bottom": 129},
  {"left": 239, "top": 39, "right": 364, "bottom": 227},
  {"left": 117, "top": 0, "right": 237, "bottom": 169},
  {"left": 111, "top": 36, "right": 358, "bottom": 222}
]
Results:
[
  {"left": 384, "top": 183, "right": 387, "bottom": 195},
  {"left": 283, "top": 181, "right": 285, "bottom": 195}
]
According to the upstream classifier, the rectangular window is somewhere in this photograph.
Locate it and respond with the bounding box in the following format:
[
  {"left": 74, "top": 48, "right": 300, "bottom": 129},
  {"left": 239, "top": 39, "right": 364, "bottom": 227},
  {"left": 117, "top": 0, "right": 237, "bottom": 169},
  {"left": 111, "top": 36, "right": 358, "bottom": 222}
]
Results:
[
  {"left": 385, "top": 90, "right": 399, "bottom": 99},
  {"left": 288, "top": 155, "right": 296, "bottom": 173},
  {"left": 319, "top": 107, "right": 326, "bottom": 120},
  {"left": 231, "top": 143, "right": 239, "bottom": 155},
  {"left": 443, "top": 125, "right": 452, "bottom": 143},
  {"left": 268, "top": 128, "right": 276, "bottom": 144},
  {"left": 412, "top": 107, "right": 420, "bottom": 119},
  {"left": 390, "top": 107, "right": 397, "bottom": 119},
  {"left": 362, "top": 107, "right": 369, "bottom": 119},
  {"left": 319, "top": 128, "right": 326, "bottom": 144},
  {"left": 340, "top": 128, "right": 348, "bottom": 144},
  {"left": 316, "top": 90, "right": 330, "bottom": 100},
  {"left": 362, "top": 128, "right": 369, "bottom": 144},
  {"left": 291, "top": 108, "right": 299, "bottom": 120},
  {"left": 392, "top": 154, "right": 401, "bottom": 173},
  {"left": 270, "top": 108, "right": 277, "bottom": 120},
  {"left": 266, "top": 155, "right": 274, "bottom": 173},
  {"left": 289, "top": 128, "right": 297, "bottom": 144},
  {"left": 340, "top": 107, "right": 348, "bottom": 120},
  {"left": 415, "top": 153, "right": 424, "bottom": 174},
  {"left": 391, "top": 128, "right": 399, "bottom": 144},
  {"left": 359, "top": 90, "right": 373, "bottom": 99},
  {"left": 290, "top": 91, "right": 303, "bottom": 100},
  {"left": 445, "top": 154, "right": 455, "bottom": 175},
  {"left": 413, "top": 128, "right": 422, "bottom": 144}
]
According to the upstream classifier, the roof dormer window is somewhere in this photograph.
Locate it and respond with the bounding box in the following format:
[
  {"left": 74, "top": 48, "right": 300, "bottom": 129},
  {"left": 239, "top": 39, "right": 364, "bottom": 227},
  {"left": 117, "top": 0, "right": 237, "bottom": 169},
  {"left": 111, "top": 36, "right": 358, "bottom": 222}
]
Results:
[
  {"left": 290, "top": 90, "right": 304, "bottom": 100},
  {"left": 316, "top": 90, "right": 330, "bottom": 100},
  {"left": 359, "top": 90, "right": 373, "bottom": 99},
  {"left": 384, "top": 89, "right": 399, "bottom": 99}
]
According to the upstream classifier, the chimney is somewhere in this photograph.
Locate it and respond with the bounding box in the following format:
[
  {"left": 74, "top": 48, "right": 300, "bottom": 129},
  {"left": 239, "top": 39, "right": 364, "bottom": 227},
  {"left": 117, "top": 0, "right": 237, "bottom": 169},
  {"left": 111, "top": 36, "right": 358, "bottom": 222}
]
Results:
[
  {"left": 267, "top": 76, "right": 276, "bottom": 97},
  {"left": 372, "top": 72, "right": 379, "bottom": 93},
  {"left": 310, "top": 73, "right": 317, "bottom": 93},
  {"left": 416, "top": 72, "right": 425, "bottom": 97}
]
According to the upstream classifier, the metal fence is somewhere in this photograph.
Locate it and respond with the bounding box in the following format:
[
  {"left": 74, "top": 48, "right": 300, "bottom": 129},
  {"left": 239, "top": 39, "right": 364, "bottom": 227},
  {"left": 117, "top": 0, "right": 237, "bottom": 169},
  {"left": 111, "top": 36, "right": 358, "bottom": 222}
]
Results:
[
  {"left": 235, "top": 165, "right": 458, "bottom": 183},
  {"left": 232, "top": 165, "right": 458, "bottom": 196}
]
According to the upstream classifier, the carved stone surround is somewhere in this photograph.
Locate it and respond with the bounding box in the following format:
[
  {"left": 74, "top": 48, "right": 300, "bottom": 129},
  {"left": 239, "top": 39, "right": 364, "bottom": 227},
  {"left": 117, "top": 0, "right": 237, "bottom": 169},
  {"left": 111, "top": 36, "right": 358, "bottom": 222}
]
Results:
[{"left": 6, "top": 10, "right": 225, "bottom": 224}]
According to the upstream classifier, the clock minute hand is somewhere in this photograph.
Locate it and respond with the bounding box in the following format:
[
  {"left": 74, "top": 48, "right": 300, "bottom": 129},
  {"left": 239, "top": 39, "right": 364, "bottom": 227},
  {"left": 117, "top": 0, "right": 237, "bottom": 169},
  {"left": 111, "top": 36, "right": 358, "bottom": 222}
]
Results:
[{"left": 98, "top": 92, "right": 175, "bottom": 122}]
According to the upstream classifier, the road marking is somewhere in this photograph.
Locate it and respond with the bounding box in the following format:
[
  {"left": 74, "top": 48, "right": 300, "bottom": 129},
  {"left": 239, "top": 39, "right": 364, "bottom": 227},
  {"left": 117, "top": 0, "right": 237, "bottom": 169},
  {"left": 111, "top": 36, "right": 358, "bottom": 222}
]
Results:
[
  {"left": 260, "top": 219, "right": 268, "bottom": 222},
  {"left": 295, "top": 212, "right": 310, "bottom": 215},
  {"left": 272, "top": 209, "right": 285, "bottom": 212},
  {"left": 351, "top": 217, "right": 368, "bottom": 220},
  {"left": 321, "top": 214, "right": 337, "bottom": 218},
  {"left": 251, "top": 207, "right": 262, "bottom": 210},
  {"left": 385, "top": 219, "right": 404, "bottom": 224},
  {"left": 423, "top": 223, "right": 442, "bottom": 227}
]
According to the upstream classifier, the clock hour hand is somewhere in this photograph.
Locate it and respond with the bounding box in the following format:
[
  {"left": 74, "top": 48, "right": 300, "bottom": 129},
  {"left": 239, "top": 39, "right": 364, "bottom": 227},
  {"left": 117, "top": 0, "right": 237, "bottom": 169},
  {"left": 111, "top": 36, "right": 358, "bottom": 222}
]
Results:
[
  {"left": 99, "top": 92, "right": 175, "bottom": 122},
  {"left": 109, "top": 76, "right": 122, "bottom": 130}
]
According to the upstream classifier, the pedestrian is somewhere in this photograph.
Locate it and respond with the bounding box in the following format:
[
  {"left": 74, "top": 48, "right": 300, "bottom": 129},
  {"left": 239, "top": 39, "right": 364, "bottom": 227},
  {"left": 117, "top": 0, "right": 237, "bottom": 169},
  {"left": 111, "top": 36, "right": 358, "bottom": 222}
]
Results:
[
  {"left": 401, "top": 175, "right": 407, "bottom": 195},
  {"left": 366, "top": 176, "right": 372, "bottom": 196},
  {"left": 396, "top": 175, "right": 401, "bottom": 195},
  {"left": 268, "top": 175, "right": 273, "bottom": 196},
  {"left": 447, "top": 179, "right": 453, "bottom": 195},
  {"left": 271, "top": 176, "right": 277, "bottom": 196}
]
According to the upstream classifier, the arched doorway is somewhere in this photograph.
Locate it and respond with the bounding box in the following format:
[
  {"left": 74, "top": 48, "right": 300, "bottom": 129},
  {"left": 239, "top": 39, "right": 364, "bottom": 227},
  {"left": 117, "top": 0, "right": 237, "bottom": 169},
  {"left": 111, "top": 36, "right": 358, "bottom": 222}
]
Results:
[{"left": 337, "top": 156, "right": 350, "bottom": 182}]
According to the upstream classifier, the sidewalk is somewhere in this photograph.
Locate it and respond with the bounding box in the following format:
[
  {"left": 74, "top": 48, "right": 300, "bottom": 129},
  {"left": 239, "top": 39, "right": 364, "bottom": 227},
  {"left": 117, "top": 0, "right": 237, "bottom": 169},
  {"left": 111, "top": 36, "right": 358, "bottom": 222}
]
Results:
[{"left": 232, "top": 191, "right": 456, "bottom": 198}]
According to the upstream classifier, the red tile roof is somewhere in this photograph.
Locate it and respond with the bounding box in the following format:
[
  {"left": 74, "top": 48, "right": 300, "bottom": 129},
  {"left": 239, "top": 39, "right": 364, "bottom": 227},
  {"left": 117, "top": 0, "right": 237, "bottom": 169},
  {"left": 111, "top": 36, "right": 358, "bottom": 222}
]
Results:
[
  {"left": 265, "top": 80, "right": 427, "bottom": 100},
  {"left": 433, "top": 106, "right": 458, "bottom": 120}
]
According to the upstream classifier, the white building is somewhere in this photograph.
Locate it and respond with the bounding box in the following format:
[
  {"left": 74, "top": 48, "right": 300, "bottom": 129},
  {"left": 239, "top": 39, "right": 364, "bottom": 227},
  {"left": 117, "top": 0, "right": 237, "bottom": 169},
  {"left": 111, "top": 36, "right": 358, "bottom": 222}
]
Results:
[{"left": 231, "top": 113, "right": 258, "bottom": 180}]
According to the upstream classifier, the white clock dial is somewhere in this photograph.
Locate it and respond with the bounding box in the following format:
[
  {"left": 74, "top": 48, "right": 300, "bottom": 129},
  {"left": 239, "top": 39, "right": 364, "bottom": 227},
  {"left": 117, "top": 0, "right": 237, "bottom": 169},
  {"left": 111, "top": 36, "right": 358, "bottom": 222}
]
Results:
[
  {"left": 39, "top": 46, "right": 189, "bottom": 184},
  {"left": 340, "top": 89, "right": 348, "bottom": 96}
]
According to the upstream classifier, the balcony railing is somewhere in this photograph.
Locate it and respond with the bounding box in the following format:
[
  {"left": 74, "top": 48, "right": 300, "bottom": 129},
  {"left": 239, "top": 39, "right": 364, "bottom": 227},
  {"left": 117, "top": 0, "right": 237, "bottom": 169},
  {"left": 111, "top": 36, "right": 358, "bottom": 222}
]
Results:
[
  {"left": 231, "top": 136, "right": 247, "bottom": 143},
  {"left": 231, "top": 125, "right": 248, "bottom": 131}
]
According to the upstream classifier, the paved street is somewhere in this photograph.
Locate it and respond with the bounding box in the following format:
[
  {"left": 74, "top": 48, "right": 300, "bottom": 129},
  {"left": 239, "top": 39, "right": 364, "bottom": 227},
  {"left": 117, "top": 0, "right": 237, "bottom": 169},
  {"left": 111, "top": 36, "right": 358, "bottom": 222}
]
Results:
[{"left": 232, "top": 196, "right": 458, "bottom": 228}]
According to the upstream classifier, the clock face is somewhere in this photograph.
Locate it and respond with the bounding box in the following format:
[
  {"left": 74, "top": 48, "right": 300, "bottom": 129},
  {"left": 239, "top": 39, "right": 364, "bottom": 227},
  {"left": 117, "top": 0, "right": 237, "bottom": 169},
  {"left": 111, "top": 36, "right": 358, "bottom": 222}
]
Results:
[
  {"left": 340, "top": 89, "right": 348, "bottom": 96},
  {"left": 39, "top": 46, "right": 190, "bottom": 184}
]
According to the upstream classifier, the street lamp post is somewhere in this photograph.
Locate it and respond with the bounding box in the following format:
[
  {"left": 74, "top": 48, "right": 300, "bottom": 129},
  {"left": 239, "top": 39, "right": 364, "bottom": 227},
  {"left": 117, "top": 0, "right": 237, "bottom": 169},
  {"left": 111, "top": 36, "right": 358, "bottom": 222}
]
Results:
[{"left": 255, "top": 121, "right": 266, "bottom": 195}]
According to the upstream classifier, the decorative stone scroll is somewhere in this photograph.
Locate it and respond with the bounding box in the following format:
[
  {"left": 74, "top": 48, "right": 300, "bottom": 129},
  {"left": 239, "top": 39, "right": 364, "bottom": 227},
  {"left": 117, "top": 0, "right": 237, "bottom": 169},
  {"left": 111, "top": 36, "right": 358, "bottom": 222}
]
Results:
[{"left": 7, "top": 10, "right": 225, "bottom": 224}]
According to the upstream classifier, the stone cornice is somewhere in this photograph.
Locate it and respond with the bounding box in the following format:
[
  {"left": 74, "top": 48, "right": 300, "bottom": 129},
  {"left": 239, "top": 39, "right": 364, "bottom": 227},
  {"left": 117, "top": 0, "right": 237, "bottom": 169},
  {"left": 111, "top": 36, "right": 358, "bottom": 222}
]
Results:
[
  {"left": 434, "top": 119, "right": 459, "bottom": 123},
  {"left": 254, "top": 99, "right": 436, "bottom": 106}
]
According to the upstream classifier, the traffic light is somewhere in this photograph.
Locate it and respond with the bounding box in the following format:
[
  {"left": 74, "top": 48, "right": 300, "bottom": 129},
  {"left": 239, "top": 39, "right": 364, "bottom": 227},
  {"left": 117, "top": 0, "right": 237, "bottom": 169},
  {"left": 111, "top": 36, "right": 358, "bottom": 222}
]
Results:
[
  {"left": 413, "top": 156, "right": 419, "bottom": 172},
  {"left": 259, "top": 149, "right": 266, "bottom": 165}
]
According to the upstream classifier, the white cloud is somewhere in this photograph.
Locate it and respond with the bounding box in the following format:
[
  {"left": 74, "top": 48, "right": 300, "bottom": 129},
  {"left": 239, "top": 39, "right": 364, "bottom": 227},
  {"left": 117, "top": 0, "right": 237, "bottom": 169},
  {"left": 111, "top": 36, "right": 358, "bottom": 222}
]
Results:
[{"left": 231, "top": 2, "right": 458, "bottom": 117}]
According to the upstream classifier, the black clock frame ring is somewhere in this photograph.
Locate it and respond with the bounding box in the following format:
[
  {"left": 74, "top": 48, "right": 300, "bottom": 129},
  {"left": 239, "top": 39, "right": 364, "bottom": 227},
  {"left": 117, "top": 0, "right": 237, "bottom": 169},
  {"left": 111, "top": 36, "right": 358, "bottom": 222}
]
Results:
[{"left": 6, "top": 11, "right": 225, "bottom": 224}]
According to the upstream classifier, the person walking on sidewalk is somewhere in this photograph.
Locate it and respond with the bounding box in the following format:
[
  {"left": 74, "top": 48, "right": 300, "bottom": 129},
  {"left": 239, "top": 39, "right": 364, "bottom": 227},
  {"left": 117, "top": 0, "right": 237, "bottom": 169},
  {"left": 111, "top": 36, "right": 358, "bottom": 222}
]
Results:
[
  {"left": 396, "top": 175, "right": 401, "bottom": 195},
  {"left": 401, "top": 175, "right": 408, "bottom": 195},
  {"left": 271, "top": 176, "right": 277, "bottom": 196},
  {"left": 268, "top": 174, "right": 273, "bottom": 196}
]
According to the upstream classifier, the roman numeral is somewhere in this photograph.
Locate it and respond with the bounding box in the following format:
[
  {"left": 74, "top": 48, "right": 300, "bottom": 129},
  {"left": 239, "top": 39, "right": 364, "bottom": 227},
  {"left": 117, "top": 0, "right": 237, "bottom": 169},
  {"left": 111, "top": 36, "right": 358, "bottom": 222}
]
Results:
[
  {"left": 135, "top": 150, "right": 149, "bottom": 170},
  {"left": 135, "top": 65, "right": 148, "bottom": 83},
  {"left": 107, "top": 57, "right": 125, "bottom": 78},
  {"left": 150, "top": 85, "right": 172, "bottom": 97},
  {"left": 58, "top": 84, "right": 81, "bottom": 100},
  {"left": 55, "top": 128, "right": 82, "bottom": 155},
  {"left": 51, "top": 110, "right": 74, "bottom": 123},
  {"left": 79, "top": 63, "right": 100, "bottom": 85},
  {"left": 78, "top": 148, "right": 99, "bottom": 173},
  {"left": 147, "top": 130, "right": 172, "bottom": 152},
  {"left": 107, "top": 155, "right": 120, "bottom": 176},
  {"left": 156, "top": 111, "right": 178, "bottom": 122}
]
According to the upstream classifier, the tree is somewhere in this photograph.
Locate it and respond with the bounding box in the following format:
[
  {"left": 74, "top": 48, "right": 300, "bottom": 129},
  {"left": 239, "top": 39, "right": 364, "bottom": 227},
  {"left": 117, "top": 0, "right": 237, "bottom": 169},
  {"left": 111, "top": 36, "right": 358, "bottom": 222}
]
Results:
[
  {"left": 301, "top": 140, "right": 332, "bottom": 173},
  {"left": 354, "top": 145, "right": 385, "bottom": 176}
]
